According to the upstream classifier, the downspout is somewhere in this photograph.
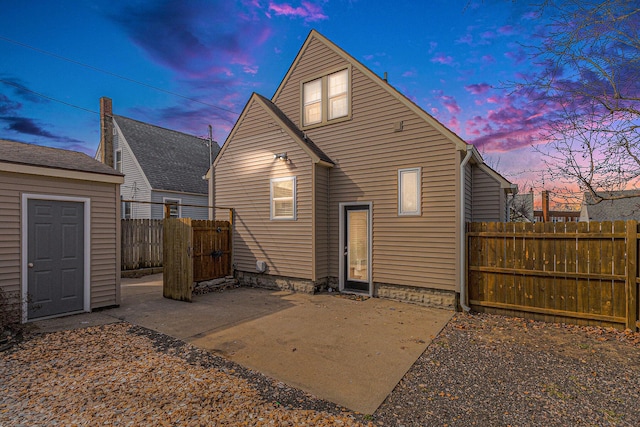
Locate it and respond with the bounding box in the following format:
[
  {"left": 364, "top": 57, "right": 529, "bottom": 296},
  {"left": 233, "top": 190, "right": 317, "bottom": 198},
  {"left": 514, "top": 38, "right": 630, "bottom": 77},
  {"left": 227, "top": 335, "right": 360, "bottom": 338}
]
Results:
[{"left": 459, "top": 145, "right": 474, "bottom": 312}]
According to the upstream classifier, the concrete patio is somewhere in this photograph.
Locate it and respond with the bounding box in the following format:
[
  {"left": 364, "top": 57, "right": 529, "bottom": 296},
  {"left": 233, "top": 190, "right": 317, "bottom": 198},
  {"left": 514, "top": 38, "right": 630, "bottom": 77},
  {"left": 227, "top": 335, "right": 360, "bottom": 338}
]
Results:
[{"left": 35, "top": 274, "right": 453, "bottom": 414}]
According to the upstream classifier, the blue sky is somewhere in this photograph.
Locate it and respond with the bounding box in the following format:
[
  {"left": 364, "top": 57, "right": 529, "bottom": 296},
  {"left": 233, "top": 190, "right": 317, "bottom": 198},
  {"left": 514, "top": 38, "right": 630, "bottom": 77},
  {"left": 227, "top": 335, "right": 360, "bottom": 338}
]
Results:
[{"left": 1, "top": 0, "right": 556, "bottom": 190}]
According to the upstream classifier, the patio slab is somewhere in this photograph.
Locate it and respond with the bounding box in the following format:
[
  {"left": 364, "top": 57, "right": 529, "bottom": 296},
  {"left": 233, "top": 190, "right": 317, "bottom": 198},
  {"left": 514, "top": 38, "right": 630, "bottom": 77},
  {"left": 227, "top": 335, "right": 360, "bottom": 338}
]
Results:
[{"left": 36, "top": 273, "right": 453, "bottom": 414}]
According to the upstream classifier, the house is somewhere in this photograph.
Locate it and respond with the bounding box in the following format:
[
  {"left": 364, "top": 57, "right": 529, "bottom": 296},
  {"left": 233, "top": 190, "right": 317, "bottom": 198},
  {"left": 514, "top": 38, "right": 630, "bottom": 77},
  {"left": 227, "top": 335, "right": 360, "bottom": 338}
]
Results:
[
  {"left": 580, "top": 190, "right": 640, "bottom": 222},
  {"left": 96, "top": 97, "right": 219, "bottom": 219},
  {"left": 529, "top": 190, "right": 580, "bottom": 223},
  {"left": 0, "top": 139, "right": 124, "bottom": 321},
  {"left": 208, "top": 30, "right": 514, "bottom": 310}
]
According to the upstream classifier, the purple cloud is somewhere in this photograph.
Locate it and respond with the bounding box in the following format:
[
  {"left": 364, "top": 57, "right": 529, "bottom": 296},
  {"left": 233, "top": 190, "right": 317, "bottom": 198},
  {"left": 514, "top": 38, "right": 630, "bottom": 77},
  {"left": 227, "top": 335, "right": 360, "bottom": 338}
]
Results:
[
  {"left": 439, "top": 94, "right": 461, "bottom": 114},
  {"left": 268, "top": 1, "right": 328, "bottom": 22},
  {"left": 431, "top": 54, "right": 454, "bottom": 65},
  {"left": 498, "top": 25, "right": 515, "bottom": 35},
  {"left": 481, "top": 54, "right": 495, "bottom": 64},
  {"left": 505, "top": 47, "right": 527, "bottom": 64},
  {"left": 465, "top": 83, "right": 492, "bottom": 95},
  {"left": 0, "top": 116, "right": 82, "bottom": 143},
  {"left": 455, "top": 34, "right": 473, "bottom": 45},
  {"left": 0, "top": 94, "right": 21, "bottom": 115}
]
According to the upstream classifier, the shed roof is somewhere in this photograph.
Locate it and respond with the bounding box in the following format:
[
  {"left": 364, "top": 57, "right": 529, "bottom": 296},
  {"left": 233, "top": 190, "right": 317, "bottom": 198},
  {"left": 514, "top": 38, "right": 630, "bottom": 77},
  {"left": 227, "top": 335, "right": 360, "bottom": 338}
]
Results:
[
  {"left": 582, "top": 190, "right": 640, "bottom": 221},
  {"left": 0, "top": 139, "right": 123, "bottom": 177},
  {"left": 114, "top": 115, "right": 218, "bottom": 194}
]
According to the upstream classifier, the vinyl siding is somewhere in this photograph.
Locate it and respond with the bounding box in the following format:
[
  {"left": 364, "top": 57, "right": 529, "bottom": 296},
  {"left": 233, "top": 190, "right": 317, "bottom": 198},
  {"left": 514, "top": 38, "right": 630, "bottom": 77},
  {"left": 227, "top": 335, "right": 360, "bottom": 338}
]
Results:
[
  {"left": 274, "top": 37, "right": 459, "bottom": 291},
  {"left": 114, "top": 122, "right": 151, "bottom": 218},
  {"left": 314, "top": 164, "right": 330, "bottom": 281},
  {"left": 0, "top": 171, "right": 120, "bottom": 309},
  {"left": 213, "top": 99, "right": 314, "bottom": 279},
  {"left": 464, "top": 163, "right": 472, "bottom": 223},
  {"left": 471, "top": 165, "right": 503, "bottom": 222},
  {"left": 150, "top": 191, "right": 208, "bottom": 219}
]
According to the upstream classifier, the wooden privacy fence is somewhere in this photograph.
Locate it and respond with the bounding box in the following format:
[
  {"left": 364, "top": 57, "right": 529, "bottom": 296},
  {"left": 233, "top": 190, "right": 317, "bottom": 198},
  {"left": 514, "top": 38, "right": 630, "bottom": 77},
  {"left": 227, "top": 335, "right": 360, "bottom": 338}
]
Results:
[
  {"left": 121, "top": 219, "right": 163, "bottom": 270},
  {"left": 467, "top": 221, "right": 638, "bottom": 331},
  {"left": 163, "top": 218, "right": 231, "bottom": 302}
]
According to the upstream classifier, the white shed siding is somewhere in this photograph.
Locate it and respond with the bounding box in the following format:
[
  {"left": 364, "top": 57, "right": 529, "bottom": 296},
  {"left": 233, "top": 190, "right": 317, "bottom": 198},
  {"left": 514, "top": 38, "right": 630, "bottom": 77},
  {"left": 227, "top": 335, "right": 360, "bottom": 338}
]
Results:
[
  {"left": 0, "top": 171, "right": 120, "bottom": 309},
  {"left": 150, "top": 191, "right": 208, "bottom": 219},
  {"left": 114, "top": 121, "right": 152, "bottom": 218}
]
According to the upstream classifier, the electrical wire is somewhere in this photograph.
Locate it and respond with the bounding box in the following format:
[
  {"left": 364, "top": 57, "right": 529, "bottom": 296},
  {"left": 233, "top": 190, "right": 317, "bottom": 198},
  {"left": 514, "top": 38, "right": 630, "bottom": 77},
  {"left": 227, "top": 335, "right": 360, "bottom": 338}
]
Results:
[
  {"left": 0, "top": 35, "right": 242, "bottom": 118},
  {"left": 0, "top": 78, "right": 99, "bottom": 115}
]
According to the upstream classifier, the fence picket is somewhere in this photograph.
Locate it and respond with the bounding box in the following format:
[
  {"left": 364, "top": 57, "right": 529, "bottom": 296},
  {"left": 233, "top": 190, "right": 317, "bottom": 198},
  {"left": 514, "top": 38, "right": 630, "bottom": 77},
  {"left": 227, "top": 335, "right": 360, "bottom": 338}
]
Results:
[{"left": 467, "top": 220, "right": 636, "bottom": 331}]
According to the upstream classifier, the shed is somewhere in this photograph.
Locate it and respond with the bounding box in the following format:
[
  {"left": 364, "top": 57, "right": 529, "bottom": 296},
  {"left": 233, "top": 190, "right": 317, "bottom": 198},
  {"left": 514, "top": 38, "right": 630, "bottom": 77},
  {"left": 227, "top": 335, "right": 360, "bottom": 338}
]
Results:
[{"left": 0, "top": 139, "right": 124, "bottom": 321}]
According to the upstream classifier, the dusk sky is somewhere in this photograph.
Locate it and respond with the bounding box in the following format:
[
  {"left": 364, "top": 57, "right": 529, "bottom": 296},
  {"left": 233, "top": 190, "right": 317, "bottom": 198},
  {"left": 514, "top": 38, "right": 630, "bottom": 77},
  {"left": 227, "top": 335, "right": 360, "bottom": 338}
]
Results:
[{"left": 1, "top": 1, "right": 568, "bottom": 196}]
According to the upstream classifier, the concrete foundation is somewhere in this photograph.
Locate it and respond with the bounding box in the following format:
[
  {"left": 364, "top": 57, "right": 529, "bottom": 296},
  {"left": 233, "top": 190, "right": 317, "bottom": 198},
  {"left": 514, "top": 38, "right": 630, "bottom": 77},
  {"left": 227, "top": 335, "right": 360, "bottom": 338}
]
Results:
[{"left": 374, "top": 282, "right": 458, "bottom": 310}]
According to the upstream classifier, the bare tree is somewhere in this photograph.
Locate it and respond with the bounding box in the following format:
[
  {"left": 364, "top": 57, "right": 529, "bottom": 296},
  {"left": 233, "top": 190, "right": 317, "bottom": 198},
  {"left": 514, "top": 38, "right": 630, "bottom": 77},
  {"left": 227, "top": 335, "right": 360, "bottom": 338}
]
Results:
[{"left": 518, "top": 0, "right": 640, "bottom": 203}]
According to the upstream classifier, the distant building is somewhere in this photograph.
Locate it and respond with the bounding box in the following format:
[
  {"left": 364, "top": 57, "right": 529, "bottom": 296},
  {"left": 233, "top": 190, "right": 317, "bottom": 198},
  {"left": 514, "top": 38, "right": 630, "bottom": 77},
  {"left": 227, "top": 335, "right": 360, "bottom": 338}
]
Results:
[
  {"left": 579, "top": 190, "right": 640, "bottom": 222},
  {"left": 531, "top": 190, "right": 580, "bottom": 223},
  {"left": 95, "top": 97, "right": 219, "bottom": 219}
]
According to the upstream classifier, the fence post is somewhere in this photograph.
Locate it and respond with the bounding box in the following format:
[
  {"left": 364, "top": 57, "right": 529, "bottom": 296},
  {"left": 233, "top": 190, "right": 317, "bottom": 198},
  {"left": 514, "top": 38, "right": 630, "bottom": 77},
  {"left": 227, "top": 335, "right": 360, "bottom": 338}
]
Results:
[{"left": 625, "top": 220, "right": 638, "bottom": 330}]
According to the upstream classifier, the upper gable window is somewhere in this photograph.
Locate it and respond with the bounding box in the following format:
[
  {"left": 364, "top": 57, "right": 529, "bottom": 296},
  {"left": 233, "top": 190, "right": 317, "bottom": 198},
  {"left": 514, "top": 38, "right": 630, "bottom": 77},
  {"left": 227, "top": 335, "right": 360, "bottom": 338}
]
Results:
[
  {"left": 303, "top": 78, "right": 322, "bottom": 125},
  {"left": 302, "top": 68, "right": 350, "bottom": 127},
  {"left": 328, "top": 69, "right": 348, "bottom": 120},
  {"left": 115, "top": 149, "right": 122, "bottom": 172}
]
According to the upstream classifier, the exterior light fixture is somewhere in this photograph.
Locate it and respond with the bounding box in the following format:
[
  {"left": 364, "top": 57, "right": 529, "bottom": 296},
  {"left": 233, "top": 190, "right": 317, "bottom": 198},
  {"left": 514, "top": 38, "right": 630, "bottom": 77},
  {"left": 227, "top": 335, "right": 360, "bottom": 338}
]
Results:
[{"left": 274, "top": 152, "right": 288, "bottom": 161}]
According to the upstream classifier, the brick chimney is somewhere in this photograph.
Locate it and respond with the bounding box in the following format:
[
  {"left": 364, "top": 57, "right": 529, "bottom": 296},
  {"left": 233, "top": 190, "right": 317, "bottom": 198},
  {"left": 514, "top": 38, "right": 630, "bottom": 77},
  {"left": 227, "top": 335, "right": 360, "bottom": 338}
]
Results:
[
  {"left": 100, "top": 97, "right": 114, "bottom": 168},
  {"left": 542, "top": 190, "right": 550, "bottom": 222}
]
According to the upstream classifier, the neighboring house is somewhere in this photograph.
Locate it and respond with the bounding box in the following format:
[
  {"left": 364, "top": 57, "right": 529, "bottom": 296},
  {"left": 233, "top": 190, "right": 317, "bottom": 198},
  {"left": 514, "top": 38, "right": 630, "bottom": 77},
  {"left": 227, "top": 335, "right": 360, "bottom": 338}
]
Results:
[
  {"left": 580, "top": 190, "right": 640, "bottom": 222},
  {"left": 0, "top": 139, "right": 124, "bottom": 321},
  {"left": 96, "top": 97, "right": 218, "bottom": 219},
  {"left": 510, "top": 192, "right": 535, "bottom": 222},
  {"left": 208, "top": 30, "right": 514, "bottom": 310}
]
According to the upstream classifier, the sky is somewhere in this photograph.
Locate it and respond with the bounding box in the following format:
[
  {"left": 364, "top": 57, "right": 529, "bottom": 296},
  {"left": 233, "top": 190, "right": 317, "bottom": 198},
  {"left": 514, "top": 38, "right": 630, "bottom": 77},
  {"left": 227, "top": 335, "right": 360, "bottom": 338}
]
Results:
[{"left": 0, "top": 0, "right": 569, "bottom": 201}]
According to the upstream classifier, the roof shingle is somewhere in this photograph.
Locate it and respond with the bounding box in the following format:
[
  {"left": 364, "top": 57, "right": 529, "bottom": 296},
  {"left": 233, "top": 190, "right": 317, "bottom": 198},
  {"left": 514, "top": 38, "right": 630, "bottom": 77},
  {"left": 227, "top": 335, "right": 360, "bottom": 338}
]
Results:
[{"left": 114, "top": 115, "right": 219, "bottom": 194}]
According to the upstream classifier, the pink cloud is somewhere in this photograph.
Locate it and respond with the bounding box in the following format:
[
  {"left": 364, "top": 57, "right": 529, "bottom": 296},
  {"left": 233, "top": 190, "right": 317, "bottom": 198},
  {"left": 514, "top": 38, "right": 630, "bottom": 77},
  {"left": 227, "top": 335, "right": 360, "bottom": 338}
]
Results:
[
  {"left": 480, "top": 31, "right": 495, "bottom": 39},
  {"left": 465, "top": 83, "right": 492, "bottom": 95},
  {"left": 402, "top": 69, "right": 417, "bottom": 77},
  {"left": 268, "top": 1, "right": 328, "bottom": 22},
  {"left": 428, "top": 41, "right": 438, "bottom": 53},
  {"left": 456, "top": 34, "right": 473, "bottom": 45},
  {"left": 498, "top": 25, "right": 515, "bottom": 35},
  {"left": 431, "top": 54, "right": 454, "bottom": 65},
  {"left": 448, "top": 116, "right": 460, "bottom": 132},
  {"left": 440, "top": 95, "right": 461, "bottom": 114},
  {"left": 481, "top": 54, "right": 495, "bottom": 64}
]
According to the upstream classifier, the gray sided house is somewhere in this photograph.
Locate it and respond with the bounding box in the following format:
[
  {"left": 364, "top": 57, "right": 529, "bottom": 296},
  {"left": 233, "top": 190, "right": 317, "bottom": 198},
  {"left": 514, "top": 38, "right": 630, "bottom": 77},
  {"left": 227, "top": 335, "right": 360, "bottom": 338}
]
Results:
[
  {"left": 209, "top": 30, "right": 514, "bottom": 309},
  {"left": 96, "top": 97, "right": 219, "bottom": 219},
  {"left": 0, "top": 139, "right": 124, "bottom": 321},
  {"left": 580, "top": 190, "right": 640, "bottom": 222}
]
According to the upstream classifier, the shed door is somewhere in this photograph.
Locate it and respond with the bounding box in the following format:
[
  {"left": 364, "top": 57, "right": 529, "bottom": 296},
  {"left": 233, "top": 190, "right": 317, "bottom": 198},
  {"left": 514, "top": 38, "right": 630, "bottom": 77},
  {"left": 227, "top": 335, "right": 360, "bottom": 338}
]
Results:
[{"left": 27, "top": 200, "right": 84, "bottom": 319}]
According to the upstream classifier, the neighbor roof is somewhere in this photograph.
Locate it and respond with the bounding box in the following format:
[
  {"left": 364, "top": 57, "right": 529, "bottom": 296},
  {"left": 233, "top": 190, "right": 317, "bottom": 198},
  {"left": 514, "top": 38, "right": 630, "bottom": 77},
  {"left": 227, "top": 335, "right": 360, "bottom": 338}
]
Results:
[
  {"left": 582, "top": 190, "right": 640, "bottom": 221},
  {"left": 0, "top": 139, "right": 123, "bottom": 177},
  {"left": 114, "top": 115, "right": 219, "bottom": 194}
]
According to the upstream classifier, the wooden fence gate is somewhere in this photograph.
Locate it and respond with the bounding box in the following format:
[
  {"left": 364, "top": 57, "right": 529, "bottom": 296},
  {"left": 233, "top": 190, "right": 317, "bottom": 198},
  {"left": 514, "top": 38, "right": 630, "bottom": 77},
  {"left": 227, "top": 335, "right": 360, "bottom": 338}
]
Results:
[
  {"left": 163, "top": 219, "right": 231, "bottom": 302},
  {"left": 467, "top": 220, "right": 638, "bottom": 330}
]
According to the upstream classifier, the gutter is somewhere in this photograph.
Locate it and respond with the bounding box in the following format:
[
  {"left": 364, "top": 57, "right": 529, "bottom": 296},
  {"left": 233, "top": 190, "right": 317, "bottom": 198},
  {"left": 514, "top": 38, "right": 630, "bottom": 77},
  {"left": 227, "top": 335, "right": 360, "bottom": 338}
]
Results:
[{"left": 459, "top": 145, "right": 474, "bottom": 312}]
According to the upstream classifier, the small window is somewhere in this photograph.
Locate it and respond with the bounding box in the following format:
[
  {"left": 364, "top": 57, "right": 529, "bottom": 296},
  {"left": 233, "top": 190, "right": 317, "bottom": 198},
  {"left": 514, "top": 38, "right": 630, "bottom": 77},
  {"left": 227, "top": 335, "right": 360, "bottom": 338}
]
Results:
[
  {"left": 398, "top": 168, "right": 421, "bottom": 216},
  {"left": 303, "top": 78, "right": 322, "bottom": 126},
  {"left": 270, "top": 177, "right": 296, "bottom": 220},
  {"left": 122, "top": 201, "right": 132, "bottom": 219},
  {"left": 163, "top": 198, "right": 181, "bottom": 218},
  {"left": 328, "top": 69, "right": 348, "bottom": 120},
  {"left": 115, "top": 149, "right": 122, "bottom": 172}
]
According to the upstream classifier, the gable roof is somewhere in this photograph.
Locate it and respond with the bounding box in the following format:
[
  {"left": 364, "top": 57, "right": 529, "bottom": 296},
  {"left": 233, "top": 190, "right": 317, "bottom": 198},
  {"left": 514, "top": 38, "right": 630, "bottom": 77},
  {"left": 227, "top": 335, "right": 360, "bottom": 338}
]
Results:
[
  {"left": 582, "top": 190, "right": 640, "bottom": 221},
  {"left": 272, "top": 30, "right": 468, "bottom": 152},
  {"left": 213, "top": 93, "right": 334, "bottom": 169},
  {"left": 114, "top": 115, "right": 218, "bottom": 194},
  {"left": 0, "top": 139, "right": 123, "bottom": 177}
]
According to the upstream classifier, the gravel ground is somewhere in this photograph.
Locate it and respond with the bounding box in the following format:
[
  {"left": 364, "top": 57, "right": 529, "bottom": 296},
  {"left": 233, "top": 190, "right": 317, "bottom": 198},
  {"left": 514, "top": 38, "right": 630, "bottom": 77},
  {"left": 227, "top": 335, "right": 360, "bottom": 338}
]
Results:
[
  {"left": 1, "top": 312, "right": 639, "bottom": 426},
  {"left": 375, "top": 313, "right": 640, "bottom": 427}
]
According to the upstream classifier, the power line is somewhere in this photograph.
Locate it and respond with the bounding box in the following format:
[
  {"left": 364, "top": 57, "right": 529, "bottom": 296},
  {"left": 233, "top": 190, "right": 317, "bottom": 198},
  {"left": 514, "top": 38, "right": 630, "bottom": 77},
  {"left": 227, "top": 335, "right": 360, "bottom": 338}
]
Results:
[
  {"left": 0, "top": 78, "right": 98, "bottom": 115},
  {"left": 0, "top": 35, "right": 242, "bottom": 120}
]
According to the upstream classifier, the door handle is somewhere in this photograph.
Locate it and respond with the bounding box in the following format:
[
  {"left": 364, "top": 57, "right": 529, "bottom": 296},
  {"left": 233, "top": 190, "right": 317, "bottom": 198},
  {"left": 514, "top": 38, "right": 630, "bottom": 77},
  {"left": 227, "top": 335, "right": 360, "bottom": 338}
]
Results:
[{"left": 28, "top": 262, "right": 34, "bottom": 268}]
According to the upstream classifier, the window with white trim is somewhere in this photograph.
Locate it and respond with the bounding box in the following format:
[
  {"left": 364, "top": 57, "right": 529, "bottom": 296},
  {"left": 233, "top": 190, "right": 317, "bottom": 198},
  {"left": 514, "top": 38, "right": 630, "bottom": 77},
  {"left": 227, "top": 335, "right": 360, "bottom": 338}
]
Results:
[
  {"left": 270, "top": 177, "right": 296, "bottom": 220},
  {"left": 163, "top": 197, "right": 181, "bottom": 218},
  {"left": 122, "top": 201, "right": 132, "bottom": 219},
  {"left": 115, "top": 149, "right": 122, "bottom": 172},
  {"left": 302, "top": 68, "right": 350, "bottom": 127},
  {"left": 398, "top": 167, "right": 421, "bottom": 216}
]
